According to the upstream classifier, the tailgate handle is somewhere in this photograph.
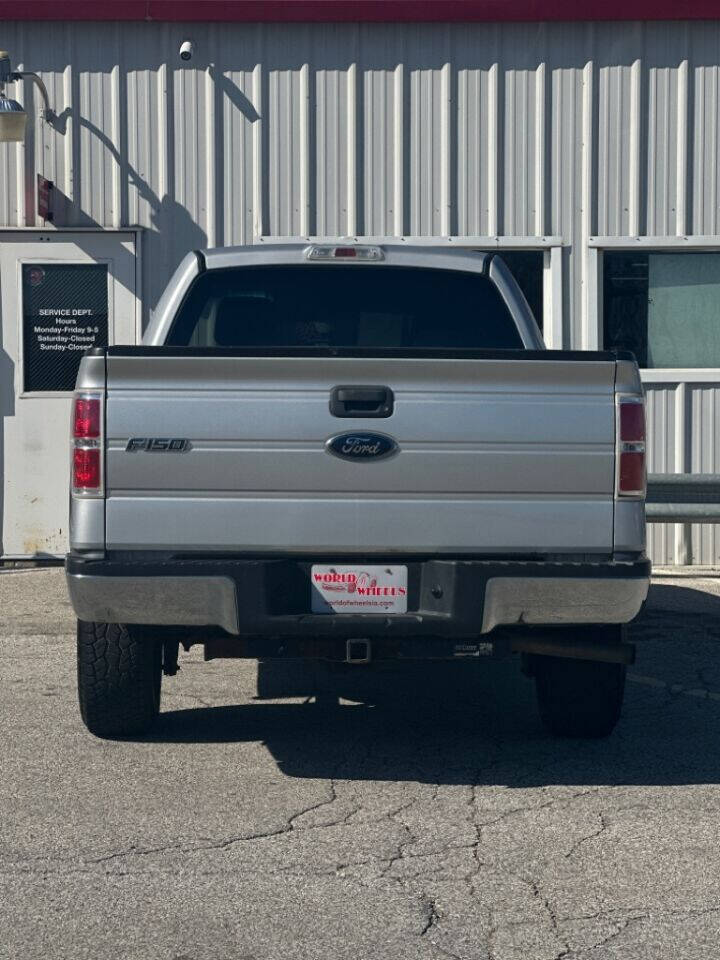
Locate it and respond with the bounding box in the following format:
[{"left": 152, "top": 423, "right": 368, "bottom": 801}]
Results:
[{"left": 330, "top": 385, "right": 394, "bottom": 418}]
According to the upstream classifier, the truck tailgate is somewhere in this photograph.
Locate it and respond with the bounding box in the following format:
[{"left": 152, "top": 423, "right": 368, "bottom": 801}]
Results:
[{"left": 103, "top": 353, "right": 617, "bottom": 555}]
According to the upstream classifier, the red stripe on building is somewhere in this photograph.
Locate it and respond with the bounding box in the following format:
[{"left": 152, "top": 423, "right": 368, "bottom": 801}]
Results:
[{"left": 2, "top": 0, "right": 720, "bottom": 22}]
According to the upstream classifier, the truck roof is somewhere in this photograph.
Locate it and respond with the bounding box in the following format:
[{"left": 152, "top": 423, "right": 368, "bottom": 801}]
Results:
[{"left": 200, "top": 243, "right": 491, "bottom": 273}]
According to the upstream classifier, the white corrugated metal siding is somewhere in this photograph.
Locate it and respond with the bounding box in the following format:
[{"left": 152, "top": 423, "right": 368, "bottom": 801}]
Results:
[
  {"left": 3, "top": 18, "right": 720, "bottom": 563},
  {"left": 1, "top": 20, "right": 714, "bottom": 315}
]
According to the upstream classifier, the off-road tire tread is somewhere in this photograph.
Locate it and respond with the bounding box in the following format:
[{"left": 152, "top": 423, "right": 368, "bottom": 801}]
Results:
[{"left": 77, "top": 620, "right": 161, "bottom": 737}]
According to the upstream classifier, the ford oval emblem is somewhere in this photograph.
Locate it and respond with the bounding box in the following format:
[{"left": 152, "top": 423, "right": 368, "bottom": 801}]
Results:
[{"left": 326, "top": 432, "right": 398, "bottom": 462}]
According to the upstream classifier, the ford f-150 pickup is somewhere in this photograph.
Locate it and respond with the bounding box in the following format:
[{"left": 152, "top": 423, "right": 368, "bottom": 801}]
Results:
[{"left": 66, "top": 243, "right": 650, "bottom": 739}]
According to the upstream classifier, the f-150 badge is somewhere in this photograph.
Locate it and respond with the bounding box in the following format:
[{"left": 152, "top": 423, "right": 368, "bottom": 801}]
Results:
[
  {"left": 326, "top": 432, "right": 398, "bottom": 461},
  {"left": 126, "top": 438, "right": 189, "bottom": 452}
]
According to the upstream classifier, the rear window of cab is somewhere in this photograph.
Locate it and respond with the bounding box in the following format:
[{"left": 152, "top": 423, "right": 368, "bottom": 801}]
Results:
[{"left": 168, "top": 264, "right": 524, "bottom": 351}]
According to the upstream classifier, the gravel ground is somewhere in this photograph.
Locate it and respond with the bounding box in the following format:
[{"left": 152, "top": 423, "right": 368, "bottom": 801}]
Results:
[{"left": 2, "top": 567, "right": 720, "bottom": 960}]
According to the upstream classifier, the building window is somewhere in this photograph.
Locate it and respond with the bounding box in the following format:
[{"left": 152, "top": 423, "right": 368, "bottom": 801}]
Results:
[
  {"left": 500, "top": 251, "right": 544, "bottom": 332},
  {"left": 604, "top": 251, "right": 720, "bottom": 368}
]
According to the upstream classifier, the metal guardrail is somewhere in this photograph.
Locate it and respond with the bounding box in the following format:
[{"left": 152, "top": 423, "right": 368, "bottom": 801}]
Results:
[{"left": 646, "top": 474, "right": 720, "bottom": 522}]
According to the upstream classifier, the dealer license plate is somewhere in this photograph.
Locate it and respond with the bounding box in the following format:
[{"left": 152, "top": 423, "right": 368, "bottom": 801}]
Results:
[{"left": 311, "top": 564, "right": 408, "bottom": 614}]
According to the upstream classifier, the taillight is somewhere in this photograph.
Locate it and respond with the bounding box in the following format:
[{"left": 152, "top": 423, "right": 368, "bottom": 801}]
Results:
[
  {"left": 73, "top": 448, "right": 101, "bottom": 489},
  {"left": 72, "top": 392, "right": 103, "bottom": 496},
  {"left": 616, "top": 396, "right": 646, "bottom": 498},
  {"left": 73, "top": 397, "right": 101, "bottom": 439}
]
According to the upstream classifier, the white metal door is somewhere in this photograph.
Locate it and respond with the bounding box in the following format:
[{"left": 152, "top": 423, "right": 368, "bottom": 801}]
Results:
[{"left": 0, "top": 231, "right": 139, "bottom": 558}]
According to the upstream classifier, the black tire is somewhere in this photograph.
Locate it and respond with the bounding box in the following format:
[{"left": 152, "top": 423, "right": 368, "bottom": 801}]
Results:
[
  {"left": 535, "top": 656, "right": 626, "bottom": 738},
  {"left": 77, "top": 620, "right": 162, "bottom": 738}
]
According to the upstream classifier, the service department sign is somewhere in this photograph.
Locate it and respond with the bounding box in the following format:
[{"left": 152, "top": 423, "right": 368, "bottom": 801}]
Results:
[{"left": 22, "top": 263, "right": 109, "bottom": 393}]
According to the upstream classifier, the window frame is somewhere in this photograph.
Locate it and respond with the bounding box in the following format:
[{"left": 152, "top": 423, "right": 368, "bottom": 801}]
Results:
[{"left": 590, "top": 236, "right": 720, "bottom": 383}]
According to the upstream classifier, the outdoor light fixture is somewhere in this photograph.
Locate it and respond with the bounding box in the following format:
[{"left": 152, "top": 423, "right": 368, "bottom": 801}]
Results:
[{"left": 0, "top": 51, "right": 53, "bottom": 143}]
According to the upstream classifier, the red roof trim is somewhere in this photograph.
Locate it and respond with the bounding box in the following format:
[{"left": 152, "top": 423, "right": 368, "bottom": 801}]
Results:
[{"left": 2, "top": 0, "right": 719, "bottom": 22}]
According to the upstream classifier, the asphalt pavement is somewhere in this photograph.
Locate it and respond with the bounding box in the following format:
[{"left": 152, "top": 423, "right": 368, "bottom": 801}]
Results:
[{"left": 2, "top": 567, "right": 720, "bottom": 960}]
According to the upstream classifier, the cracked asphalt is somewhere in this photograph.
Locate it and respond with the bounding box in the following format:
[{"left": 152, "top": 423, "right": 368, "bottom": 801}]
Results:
[{"left": 3, "top": 568, "right": 720, "bottom": 960}]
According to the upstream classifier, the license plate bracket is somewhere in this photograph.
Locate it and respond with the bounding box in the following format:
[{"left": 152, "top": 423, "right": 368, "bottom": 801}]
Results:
[{"left": 310, "top": 564, "right": 408, "bottom": 614}]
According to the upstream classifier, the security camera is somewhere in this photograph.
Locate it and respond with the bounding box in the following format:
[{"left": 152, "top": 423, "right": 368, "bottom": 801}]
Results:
[{"left": 179, "top": 40, "right": 194, "bottom": 62}]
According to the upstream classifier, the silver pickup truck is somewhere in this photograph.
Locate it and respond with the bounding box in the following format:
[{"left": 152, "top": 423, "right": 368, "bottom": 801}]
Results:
[{"left": 66, "top": 244, "right": 650, "bottom": 740}]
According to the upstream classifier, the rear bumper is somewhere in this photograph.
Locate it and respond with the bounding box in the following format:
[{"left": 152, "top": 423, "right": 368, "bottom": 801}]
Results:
[{"left": 65, "top": 555, "right": 650, "bottom": 638}]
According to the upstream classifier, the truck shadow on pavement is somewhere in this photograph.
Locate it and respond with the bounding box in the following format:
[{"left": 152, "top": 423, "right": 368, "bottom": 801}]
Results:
[{"left": 150, "top": 582, "right": 720, "bottom": 788}]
